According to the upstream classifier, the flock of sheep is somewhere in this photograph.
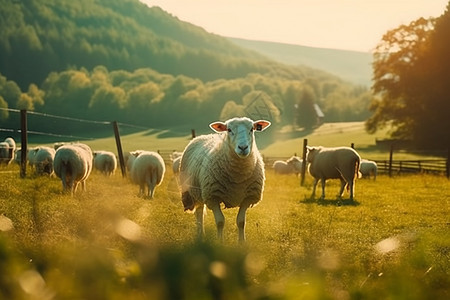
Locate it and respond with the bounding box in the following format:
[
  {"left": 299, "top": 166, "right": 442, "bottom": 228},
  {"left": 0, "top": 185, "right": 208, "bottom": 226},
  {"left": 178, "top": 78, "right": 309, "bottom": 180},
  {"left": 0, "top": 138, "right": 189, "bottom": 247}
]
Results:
[{"left": 0, "top": 117, "right": 378, "bottom": 242}]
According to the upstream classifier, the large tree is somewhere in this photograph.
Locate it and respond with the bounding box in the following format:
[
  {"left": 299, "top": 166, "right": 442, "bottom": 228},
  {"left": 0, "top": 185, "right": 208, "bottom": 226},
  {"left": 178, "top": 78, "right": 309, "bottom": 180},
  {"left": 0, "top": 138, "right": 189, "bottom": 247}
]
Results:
[{"left": 367, "top": 3, "right": 450, "bottom": 149}]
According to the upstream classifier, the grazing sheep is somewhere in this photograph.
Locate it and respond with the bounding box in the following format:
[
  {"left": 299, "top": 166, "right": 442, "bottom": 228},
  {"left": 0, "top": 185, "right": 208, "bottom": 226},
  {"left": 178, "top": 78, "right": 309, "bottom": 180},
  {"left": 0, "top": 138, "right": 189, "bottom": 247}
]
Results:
[
  {"left": 34, "top": 146, "right": 56, "bottom": 175},
  {"left": 306, "top": 146, "right": 361, "bottom": 201},
  {"left": 27, "top": 147, "right": 39, "bottom": 169},
  {"left": 53, "top": 143, "right": 93, "bottom": 195},
  {"left": 0, "top": 137, "right": 16, "bottom": 165},
  {"left": 273, "top": 156, "right": 303, "bottom": 175},
  {"left": 93, "top": 150, "right": 117, "bottom": 176},
  {"left": 360, "top": 159, "right": 377, "bottom": 180},
  {"left": 179, "top": 117, "right": 271, "bottom": 242},
  {"left": 130, "top": 151, "right": 165, "bottom": 198}
]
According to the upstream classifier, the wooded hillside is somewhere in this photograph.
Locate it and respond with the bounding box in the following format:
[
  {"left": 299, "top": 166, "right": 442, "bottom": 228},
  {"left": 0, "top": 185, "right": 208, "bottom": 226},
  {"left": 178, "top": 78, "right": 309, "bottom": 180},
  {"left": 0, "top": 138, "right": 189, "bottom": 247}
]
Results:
[{"left": 0, "top": 0, "right": 371, "bottom": 134}]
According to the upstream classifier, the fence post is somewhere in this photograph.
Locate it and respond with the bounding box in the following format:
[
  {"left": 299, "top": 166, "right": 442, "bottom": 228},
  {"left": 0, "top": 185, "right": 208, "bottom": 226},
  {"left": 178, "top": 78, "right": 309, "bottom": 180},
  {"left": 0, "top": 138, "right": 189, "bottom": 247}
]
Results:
[
  {"left": 300, "top": 139, "right": 308, "bottom": 186},
  {"left": 191, "top": 129, "right": 196, "bottom": 139},
  {"left": 388, "top": 143, "right": 394, "bottom": 177},
  {"left": 20, "top": 110, "right": 27, "bottom": 178},
  {"left": 351, "top": 143, "right": 354, "bottom": 149},
  {"left": 112, "top": 121, "right": 126, "bottom": 178}
]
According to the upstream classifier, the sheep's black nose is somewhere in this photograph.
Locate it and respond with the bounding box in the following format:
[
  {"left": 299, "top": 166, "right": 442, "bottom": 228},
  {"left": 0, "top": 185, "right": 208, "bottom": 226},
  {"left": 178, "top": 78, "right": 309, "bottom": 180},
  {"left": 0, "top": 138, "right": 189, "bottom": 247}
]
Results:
[{"left": 238, "top": 145, "right": 248, "bottom": 151}]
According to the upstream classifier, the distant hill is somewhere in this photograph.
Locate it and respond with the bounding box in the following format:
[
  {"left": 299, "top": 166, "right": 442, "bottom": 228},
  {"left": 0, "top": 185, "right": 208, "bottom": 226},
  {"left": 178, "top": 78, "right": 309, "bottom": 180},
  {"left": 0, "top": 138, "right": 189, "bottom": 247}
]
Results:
[{"left": 228, "top": 38, "right": 373, "bottom": 86}]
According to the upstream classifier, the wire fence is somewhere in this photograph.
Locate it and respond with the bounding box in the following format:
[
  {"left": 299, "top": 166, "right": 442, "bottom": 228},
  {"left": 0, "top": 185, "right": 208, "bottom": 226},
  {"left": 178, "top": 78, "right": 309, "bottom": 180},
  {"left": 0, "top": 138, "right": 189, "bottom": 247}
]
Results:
[
  {"left": 1, "top": 108, "right": 449, "bottom": 179},
  {"left": 0, "top": 107, "right": 149, "bottom": 141}
]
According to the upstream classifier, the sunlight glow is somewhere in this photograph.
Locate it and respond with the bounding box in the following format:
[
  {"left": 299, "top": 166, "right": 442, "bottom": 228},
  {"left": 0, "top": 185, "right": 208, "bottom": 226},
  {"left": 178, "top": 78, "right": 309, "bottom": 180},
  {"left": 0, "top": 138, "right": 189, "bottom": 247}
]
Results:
[{"left": 142, "top": 0, "right": 448, "bottom": 52}]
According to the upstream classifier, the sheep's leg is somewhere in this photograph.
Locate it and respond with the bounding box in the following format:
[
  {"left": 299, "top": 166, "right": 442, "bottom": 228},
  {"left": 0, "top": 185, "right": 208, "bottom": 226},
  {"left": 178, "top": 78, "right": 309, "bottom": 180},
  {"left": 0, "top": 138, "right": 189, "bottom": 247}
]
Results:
[
  {"left": 210, "top": 202, "right": 225, "bottom": 242},
  {"left": 148, "top": 169, "right": 157, "bottom": 198},
  {"left": 320, "top": 178, "right": 326, "bottom": 199},
  {"left": 195, "top": 205, "right": 205, "bottom": 240},
  {"left": 311, "top": 178, "right": 319, "bottom": 199},
  {"left": 349, "top": 180, "right": 354, "bottom": 200},
  {"left": 236, "top": 204, "right": 249, "bottom": 242},
  {"left": 338, "top": 179, "right": 346, "bottom": 198}
]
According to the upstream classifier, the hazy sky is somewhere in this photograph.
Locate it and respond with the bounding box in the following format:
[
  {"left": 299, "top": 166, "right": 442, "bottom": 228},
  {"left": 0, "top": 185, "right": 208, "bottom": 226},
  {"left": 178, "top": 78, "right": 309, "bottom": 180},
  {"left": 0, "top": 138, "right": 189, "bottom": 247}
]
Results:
[{"left": 141, "top": 0, "right": 448, "bottom": 52}]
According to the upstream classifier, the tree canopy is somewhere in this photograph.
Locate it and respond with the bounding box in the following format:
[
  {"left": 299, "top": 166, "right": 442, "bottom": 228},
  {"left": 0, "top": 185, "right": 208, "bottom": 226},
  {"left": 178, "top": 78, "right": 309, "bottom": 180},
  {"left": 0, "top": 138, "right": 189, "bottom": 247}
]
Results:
[
  {"left": 0, "top": 0, "right": 372, "bottom": 137},
  {"left": 367, "top": 3, "right": 450, "bottom": 149}
]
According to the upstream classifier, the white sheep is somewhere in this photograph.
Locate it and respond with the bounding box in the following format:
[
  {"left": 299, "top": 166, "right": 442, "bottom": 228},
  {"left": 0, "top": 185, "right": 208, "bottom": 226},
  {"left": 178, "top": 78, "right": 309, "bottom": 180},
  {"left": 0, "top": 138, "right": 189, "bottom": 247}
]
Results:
[
  {"left": 26, "top": 147, "right": 39, "bottom": 169},
  {"left": 0, "top": 137, "right": 16, "bottom": 165},
  {"left": 179, "top": 117, "right": 271, "bottom": 242},
  {"left": 171, "top": 155, "right": 181, "bottom": 175},
  {"left": 93, "top": 150, "right": 117, "bottom": 176},
  {"left": 306, "top": 146, "right": 361, "bottom": 201},
  {"left": 272, "top": 156, "right": 303, "bottom": 175},
  {"left": 130, "top": 151, "right": 165, "bottom": 198},
  {"left": 53, "top": 143, "right": 93, "bottom": 195},
  {"left": 125, "top": 150, "right": 145, "bottom": 172},
  {"left": 34, "top": 146, "right": 56, "bottom": 175},
  {"left": 170, "top": 151, "right": 183, "bottom": 161},
  {"left": 360, "top": 159, "right": 377, "bottom": 180}
]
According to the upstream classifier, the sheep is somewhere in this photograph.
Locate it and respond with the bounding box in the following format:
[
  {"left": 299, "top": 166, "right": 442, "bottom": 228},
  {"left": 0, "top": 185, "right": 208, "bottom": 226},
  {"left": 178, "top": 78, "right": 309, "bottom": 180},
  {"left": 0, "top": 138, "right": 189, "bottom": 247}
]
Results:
[
  {"left": 93, "top": 150, "right": 117, "bottom": 176},
  {"left": 306, "top": 146, "right": 361, "bottom": 201},
  {"left": 170, "top": 151, "right": 183, "bottom": 161},
  {"left": 171, "top": 155, "right": 181, "bottom": 175},
  {"left": 0, "top": 137, "right": 16, "bottom": 165},
  {"left": 125, "top": 150, "right": 145, "bottom": 172},
  {"left": 53, "top": 143, "right": 93, "bottom": 195},
  {"left": 179, "top": 116, "right": 271, "bottom": 242},
  {"left": 129, "top": 151, "right": 165, "bottom": 198},
  {"left": 272, "top": 156, "right": 303, "bottom": 175},
  {"left": 360, "top": 159, "right": 377, "bottom": 180},
  {"left": 26, "top": 147, "right": 39, "bottom": 169},
  {"left": 0, "top": 142, "right": 11, "bottom": 165},
  {"left": 34, "top": 146, "right": 56, "bottom": 175}
]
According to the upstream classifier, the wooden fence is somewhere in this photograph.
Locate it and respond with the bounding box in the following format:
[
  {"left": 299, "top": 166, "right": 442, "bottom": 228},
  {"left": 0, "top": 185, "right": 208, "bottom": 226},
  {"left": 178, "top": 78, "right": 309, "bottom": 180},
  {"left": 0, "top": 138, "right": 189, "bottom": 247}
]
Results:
[{"left": 373, "top": 159, "right": 448, "bottom": 176}]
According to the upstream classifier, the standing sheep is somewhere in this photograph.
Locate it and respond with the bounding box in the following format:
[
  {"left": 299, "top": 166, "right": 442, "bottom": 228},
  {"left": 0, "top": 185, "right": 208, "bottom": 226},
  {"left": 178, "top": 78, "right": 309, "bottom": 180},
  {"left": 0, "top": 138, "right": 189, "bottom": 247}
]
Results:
[
  {"left": 34, "top": 146, "right": 56, "bottom": 175},
  {"left": 306, "top": 146, "right": 361, "bottom": 201},
  {"left": 54, "top": 143, "right": 93, "bottom": 195},
  {"left": 272, "top": 156, "right": 303, "bottom": 175},
  {"left": 360, "top": 159, "right": 377, "bottom": 180},
  {"left": 0, "top": 137, "right": 16, "bottom": 165},
  {"left": 125, "top": 150, "right": 145, "bottom": 172},
  {"left": 93, "top": 150, "right": 117, "bottom": 176},
  {"left": 179, "top": 117, "right": 271, "bottom": 242},
  {"left": 130, "top": 151, "right": 165, "bottom": 198}
]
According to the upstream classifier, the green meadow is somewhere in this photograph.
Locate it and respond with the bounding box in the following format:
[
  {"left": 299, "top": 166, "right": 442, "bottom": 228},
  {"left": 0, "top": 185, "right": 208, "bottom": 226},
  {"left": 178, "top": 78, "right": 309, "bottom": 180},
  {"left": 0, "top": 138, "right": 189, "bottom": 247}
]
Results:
[{"left": 1, "top": 122, "right": 449, "bottom": 299}]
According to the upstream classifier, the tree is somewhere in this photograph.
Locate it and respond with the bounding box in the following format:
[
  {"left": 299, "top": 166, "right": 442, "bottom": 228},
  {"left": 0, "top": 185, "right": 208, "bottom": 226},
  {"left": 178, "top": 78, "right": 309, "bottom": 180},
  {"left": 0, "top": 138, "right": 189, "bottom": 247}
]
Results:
[
  {"left": 296, "top": 85, "right": 317, "bottom": 130},
  {"left": 367, "top": 4, "right": 450, "bottom": 149}
]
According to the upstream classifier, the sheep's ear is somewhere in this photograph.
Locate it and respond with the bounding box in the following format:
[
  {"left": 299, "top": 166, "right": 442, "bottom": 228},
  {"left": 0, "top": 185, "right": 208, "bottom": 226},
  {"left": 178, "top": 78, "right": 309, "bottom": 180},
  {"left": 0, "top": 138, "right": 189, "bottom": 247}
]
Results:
[
  {"left": 209, "top": 122, "right": 228, "bottom": 133},
  {"left": 253, "top": 120, "right": 271, "bottom": 131}
]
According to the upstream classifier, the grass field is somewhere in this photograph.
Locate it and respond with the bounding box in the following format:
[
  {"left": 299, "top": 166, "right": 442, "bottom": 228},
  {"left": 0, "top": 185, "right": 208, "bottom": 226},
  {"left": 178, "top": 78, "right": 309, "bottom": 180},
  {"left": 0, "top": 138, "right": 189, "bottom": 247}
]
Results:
[{"left": 0, "top": 161, "right": 449, "bottom": 299}]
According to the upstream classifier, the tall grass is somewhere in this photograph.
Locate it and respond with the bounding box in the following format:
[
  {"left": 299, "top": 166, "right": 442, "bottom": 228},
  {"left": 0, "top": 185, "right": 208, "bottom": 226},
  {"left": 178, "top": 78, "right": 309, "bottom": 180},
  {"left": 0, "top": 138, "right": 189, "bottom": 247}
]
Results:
[{"left": 0, "top": 163, "right": 449, "bottom": 299}]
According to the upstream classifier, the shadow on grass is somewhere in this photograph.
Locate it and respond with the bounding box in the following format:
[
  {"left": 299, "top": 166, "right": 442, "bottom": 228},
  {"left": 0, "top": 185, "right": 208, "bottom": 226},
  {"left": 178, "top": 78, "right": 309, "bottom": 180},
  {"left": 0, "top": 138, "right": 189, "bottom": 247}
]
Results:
[{"left": 300, "top": 197, "right": 360, "bottom": 206}]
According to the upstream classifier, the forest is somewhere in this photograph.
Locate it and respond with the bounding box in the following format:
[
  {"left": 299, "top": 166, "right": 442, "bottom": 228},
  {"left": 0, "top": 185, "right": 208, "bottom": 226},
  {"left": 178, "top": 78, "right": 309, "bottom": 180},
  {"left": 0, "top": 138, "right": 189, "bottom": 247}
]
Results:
[{"left": 0, "top": 0, "right": 371, "bottom": 134}]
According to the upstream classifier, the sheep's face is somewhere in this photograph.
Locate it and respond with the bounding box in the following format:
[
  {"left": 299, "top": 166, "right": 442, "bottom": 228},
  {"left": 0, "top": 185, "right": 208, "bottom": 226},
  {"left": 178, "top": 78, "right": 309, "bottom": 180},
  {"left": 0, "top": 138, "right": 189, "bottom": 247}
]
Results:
[
  {"left": 306, "top": 146, "right": 319, "bottom": 163},
  {"left": 210, "top": 117, "right": 271, "bottom": 158}
]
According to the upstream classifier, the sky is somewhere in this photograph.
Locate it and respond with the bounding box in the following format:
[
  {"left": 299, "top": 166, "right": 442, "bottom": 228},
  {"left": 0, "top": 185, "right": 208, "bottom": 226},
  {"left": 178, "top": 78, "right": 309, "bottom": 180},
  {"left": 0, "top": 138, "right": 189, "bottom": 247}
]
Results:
[{"left": 141, "top": 0, "right": 448, "bottom": 52}]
